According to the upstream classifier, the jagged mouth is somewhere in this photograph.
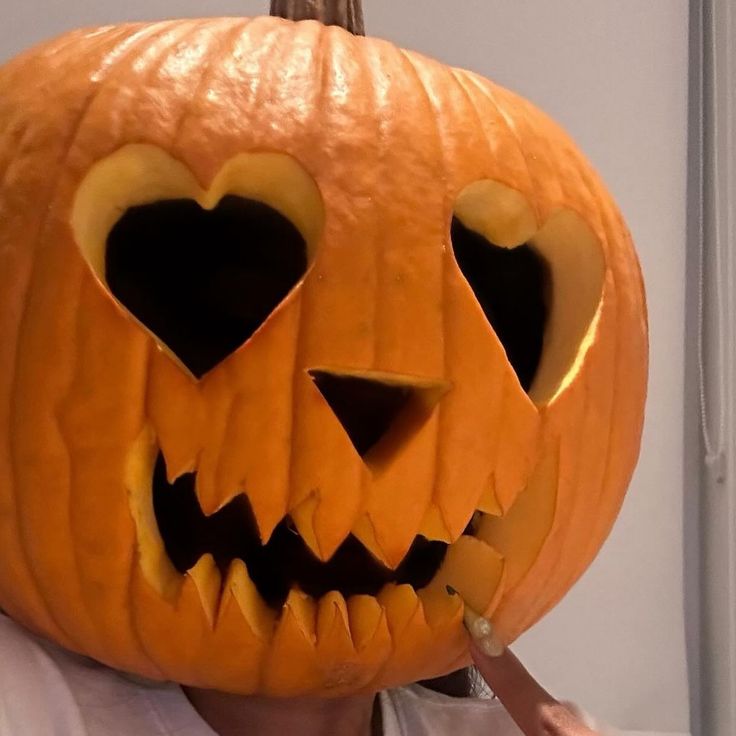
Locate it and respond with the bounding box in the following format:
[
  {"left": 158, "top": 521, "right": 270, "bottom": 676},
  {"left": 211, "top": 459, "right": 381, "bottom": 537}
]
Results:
[{"left": 152, "top": 451, "right": 455, "bottom": 610}]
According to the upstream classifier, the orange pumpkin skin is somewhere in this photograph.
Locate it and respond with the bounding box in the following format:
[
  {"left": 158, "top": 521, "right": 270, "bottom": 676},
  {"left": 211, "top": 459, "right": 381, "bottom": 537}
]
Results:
[{"left": 0, "top": 18, "right": 647, "bottom": 696}]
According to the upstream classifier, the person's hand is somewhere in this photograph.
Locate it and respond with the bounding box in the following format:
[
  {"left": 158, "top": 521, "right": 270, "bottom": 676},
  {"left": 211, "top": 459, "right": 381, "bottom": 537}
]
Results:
[{"left": 451, "top": 589, "right": 602, "bottom": 736}]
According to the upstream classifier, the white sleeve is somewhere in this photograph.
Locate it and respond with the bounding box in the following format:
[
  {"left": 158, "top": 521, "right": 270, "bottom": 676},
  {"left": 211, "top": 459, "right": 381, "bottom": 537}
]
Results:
[{"left": 0, "top": 615, "right": 90, "bottom": 736}]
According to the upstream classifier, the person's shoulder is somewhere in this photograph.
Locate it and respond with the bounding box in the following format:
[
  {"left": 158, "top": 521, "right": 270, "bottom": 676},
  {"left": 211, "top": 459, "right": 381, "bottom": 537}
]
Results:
[
  {"left": 0, "top": 612, "right": 59, "bottom": 676},
  {"left": 0, "top": 613, "right": 82, "bottom": 735},
  {"left": 381, "top": 685, "right": 524, "bottom": 736},
  {"left": 0, "top": 614, "right": 215, "bottom": 736}
]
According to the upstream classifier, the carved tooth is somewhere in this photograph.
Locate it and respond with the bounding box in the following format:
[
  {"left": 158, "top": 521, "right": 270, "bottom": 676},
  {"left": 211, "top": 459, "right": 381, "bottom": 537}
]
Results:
[
  {"left": 417, "top": 586, "right": 467, "bottom": 670},
  {"left": 427, "top": 536, "right": 505, "bottom": 618},
  {"left": 477, "top": 475, "right": 503, "bottom": 516},
  {"left": 185, "top": 554, "right": 222, "bottom": 627},
  {"left": 418, "top": 585, "right": 464, "bottom": 633},
  {"left": 347, "top": 595, "right": 391, "bottom": 655},
  {"left": 352, "top": 514, "right": 391, "bottom": 568},
  {"left": 289, "top": 496, "right": 322, "bottom": 560},
  {"left": 347, "top": 596, "right": 392, "bottom": 689},
  {"left": 146, "top": 350, "right": 204, "bottom": 480},
  {"left": 494, "top": 378, "right": 542, "bottom": 514},
  {"left": 315, "top": 592, "right": 370, "bottom": 693},
  {"left": 261, "top": 590, "right": 321, "bottom": 696},
  {"left": 218, "top": 559, "right": 275, "bottom": 641},
  {"left": 377, "top": 584, "right": 429, "bottom": 654},
  {"left": 286, "top": 517, "right": 300, "bottom": 535},
  {"left": 317, "top": 592, "right": 354, "bottom": 649},
  {"left": 373, "top": 584, "right": 433, "bottom": 688},
  {"left": 203, "top": 561, "right": 274, "bottom": 693},
  {"left": 476, "top": 442, "right": 559, "bottom": 593},
  {"left": 418, "top": 504, "right": 453, "bottom": 543}
]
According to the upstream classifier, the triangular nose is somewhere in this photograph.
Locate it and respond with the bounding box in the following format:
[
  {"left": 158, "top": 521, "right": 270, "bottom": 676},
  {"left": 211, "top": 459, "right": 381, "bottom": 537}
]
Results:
[{"left": 308, "top": 369, "right": 449, "bottom": 461}]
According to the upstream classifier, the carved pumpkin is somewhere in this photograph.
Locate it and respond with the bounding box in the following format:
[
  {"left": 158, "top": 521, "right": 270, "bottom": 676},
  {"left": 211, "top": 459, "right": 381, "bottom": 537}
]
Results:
[{"left": 0, "top": 2, "right": 647, "bottom": 697}]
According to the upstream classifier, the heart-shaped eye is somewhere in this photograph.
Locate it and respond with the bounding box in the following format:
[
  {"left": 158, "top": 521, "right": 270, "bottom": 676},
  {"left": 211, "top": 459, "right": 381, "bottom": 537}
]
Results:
[
  {"left": 451, "top": 216, "right": 547, "bottom": 392},
  {"left": 72, "top": 145, "right": 325, "bottom": 378},
  {"left": 452, "top": 180, "right": 605, "bottom": 403},
  {"left": 106, "top": 196, "right": 306, "bottom": 378}
]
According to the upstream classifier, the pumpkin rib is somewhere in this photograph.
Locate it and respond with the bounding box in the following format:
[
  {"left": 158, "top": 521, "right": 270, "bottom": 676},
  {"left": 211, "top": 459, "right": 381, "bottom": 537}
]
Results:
[
  {"left": 59, "top": 23, "right": 208, "bottom": 659},
  {"left": 61, "top": 265, "right": 107, "bottom": 653},
  {"left": 0, "top": 29, "right": 122, "bottom": 643},
  {"left": 491, "top": 432, "right": 563, "bottom": 639},
  {"left": 60, "top": 23, "right": 209, "bottom": 667},
  {"left": 124, "top": 531, "right": 167, "bottom": 679},
  {"left": 397, "top": 49, "right": 455, "bottom": 539},
  {"left": 286, "top": 23, "right": 380, "bottom": 559},
  {"left": 282, "top": 21, "right": 326, "bottom": 543},
  {"left": 459, "top": 72, "right": 541, "bottom": 223},
  {"left": 353, "top": 34, "right": 385, "bottom": 528},
  {"left": 170, "top": 19, "right": 251, "bottom": 147},
  {"left": 556, "top": 150, "right": 626, "bottom": 577},
  {"left": 393, "top": 44, "right": 445, "bottom": 541},
  {"left": 440, "top": 66, "right": 513, "bottom": 525},
  {"left": 169, "top": 18, "right": 264, "bottom": 516},
  {"left": 125, "top": 349, "right": 168, "bottom": 678},
  {"left": 573, "top": 164, "right": 640, "bottom": 566},
  {"left": 358, "top": 41, "right": 448, "bottom": 562},
  {"left": 5, "top": 25, "right": 171, "bottom": 652}
]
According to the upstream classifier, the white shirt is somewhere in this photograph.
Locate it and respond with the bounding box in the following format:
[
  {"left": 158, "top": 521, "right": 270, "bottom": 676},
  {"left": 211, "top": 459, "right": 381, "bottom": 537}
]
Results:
[{"left": 0, "top": 614, "right": 526, "bottom": 736}]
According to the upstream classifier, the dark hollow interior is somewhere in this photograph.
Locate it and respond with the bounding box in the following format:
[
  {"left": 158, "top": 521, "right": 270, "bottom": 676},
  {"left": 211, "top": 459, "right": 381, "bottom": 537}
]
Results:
[
  {"left": 152, "top": 453, "right": 449, "bottom": 608},
  {"left": 106, "top": 196, "right": 307, "bottom": 378},
  {"left": 451, "top": 217, "right": 549, "bottom": 392},
  {"left": 309, "top": 371, "right": 414, "bottom": 457}
]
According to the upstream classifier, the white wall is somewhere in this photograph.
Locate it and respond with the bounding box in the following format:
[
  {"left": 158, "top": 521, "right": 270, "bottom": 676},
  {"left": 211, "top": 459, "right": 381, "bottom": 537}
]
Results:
[{"left": 0, "top": 2, "right": 691, "bottom": 733}]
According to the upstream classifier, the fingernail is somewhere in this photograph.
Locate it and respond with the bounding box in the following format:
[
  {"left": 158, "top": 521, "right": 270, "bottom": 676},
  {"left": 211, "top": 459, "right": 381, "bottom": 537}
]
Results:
[
  {"left": 444, "top": 585, "right": 505, "bottom": 656},
  {"left": 463, "top": 605, "right": 505, "bottom": 657}
]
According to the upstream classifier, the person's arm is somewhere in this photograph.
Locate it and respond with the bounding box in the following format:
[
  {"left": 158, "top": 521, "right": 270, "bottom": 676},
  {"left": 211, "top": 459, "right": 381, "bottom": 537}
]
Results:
[
  {"left": 470, "top": 641, "right": 599, "bottom": 736},
  {"left": 450, "top": 589, "right": 600, "bottom": 736}
]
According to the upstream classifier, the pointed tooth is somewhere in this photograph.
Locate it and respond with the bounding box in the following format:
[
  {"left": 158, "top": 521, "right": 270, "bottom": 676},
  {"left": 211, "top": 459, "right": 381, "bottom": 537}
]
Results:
[
  {"left": 290, "top": 488, "right": 362, "bottom": 562},
  {"left": 218, "top": 559, "right": 275, "bottom": 640},
  {"left": 367, "top": 519, "right": 420, "bottom": 570},
  {"left": 373, "top": 584, "right": 433, "bottom": 688},
  {"left": 352, "top": 515, "right": 391, "bottom": 567},
  {"left": 418, "top": 586, "right": 464, "bottom": 633},
  {"left": 477, "top": 474, "right": 503, "bottom": 516},
  {"left": 146, "top": 350, "right": 204, "bottom": 480},
  {"left": 202, "top": 561, "right": 275, "bottom": 693},
  {"left": 315, "top": 592, "right": 373, "bottom": 693},
  {"left": 193, "top": 452, "right": 221, "bottom": 517},
  {"left": 347, "top": 595, "right": 391, "bottom": 654},
  {"left": 418, "top": 504, "right": 453, "bottom": 543},
  {"left": 476, "top": 442, "right": 559, "bottom": 592},
  {"left": 494, "top": 378, "right": 541, "bottom": 513},
  {"left": 317, "top": 592, "right": 354, "bottom": 649},
  {"left": 261, "top": 590, "right": 321, "bottom": 696},
  {"left": 427, "top": 536, "right": 505, "bottom": 618},
  {"left": 435, "top": 489, "right": 492, "bottom": 542},
  {"left": 417, "top": 586, "right": 468, "bottom": 672},
  {"left": 362, "top": 409, "right": 440, "bottom": 567},
  {"left": 377, "top": 584, "right": 425, "bottom": 641},
  {"left": 185, "top": 554, "right": 222, "bottom": 627},
  {"left": 289, "top": 495, "right": 323, "bottom": 560}
]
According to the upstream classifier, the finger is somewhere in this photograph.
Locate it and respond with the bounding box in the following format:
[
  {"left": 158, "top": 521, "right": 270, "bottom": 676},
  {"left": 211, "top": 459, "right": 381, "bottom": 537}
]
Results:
[
  {"left": 469, "top": 640, "right": 558, "bottom": 736},
  {"left": 447, "top": 587, "right": 600, "bottom": 736},
  {"left": 470, "top": 643, "right": 600, "bottom": 735}
]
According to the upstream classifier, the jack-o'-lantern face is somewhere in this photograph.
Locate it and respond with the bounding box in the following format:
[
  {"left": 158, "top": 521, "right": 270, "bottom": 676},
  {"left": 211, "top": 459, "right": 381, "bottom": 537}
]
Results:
[{"left": 0, "top": 17, "right": 646, "bottom": 696}]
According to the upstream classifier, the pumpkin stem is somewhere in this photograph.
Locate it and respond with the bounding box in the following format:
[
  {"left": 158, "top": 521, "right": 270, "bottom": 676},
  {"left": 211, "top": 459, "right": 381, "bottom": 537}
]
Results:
[{"left": 270, "top": 0, "right": 365, "bottom": 36}]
